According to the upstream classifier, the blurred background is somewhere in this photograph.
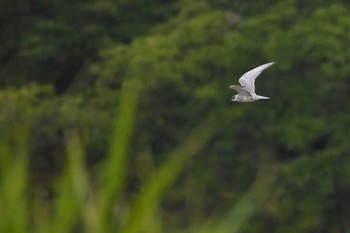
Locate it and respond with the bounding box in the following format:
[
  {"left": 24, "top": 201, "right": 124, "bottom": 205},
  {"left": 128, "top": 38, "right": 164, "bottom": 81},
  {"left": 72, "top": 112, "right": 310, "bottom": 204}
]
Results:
[{"left": 0, "top": 0, "right": 350, "bottom": 232}]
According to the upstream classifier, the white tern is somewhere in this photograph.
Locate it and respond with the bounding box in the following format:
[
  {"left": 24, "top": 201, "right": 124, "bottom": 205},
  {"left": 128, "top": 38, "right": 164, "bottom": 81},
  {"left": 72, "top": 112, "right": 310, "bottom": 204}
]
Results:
[{"left": 230, "top": 62, "right": 275, "bottom": 102}]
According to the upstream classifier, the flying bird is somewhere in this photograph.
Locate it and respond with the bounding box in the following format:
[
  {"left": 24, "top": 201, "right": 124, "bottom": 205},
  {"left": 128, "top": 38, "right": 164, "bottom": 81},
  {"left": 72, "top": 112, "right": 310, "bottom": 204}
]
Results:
[{"left": 230, "top": 62, "right": 275, "bottom": 102}]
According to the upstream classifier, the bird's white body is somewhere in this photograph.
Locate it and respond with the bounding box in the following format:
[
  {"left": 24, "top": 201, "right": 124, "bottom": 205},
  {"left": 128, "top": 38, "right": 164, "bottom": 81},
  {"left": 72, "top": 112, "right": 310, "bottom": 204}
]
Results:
[
  {"left": 230, "top": 62, "right": 275, "bottom": 102},
  {"left": 233, "top": 93, "right": 269, "bottom": 102}
]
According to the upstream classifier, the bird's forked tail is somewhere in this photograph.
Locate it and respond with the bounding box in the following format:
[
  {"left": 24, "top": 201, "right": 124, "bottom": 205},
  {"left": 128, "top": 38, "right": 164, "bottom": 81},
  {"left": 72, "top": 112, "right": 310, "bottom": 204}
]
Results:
[{"left": 255, "top": 95, "right": 270, "bottom": 100}]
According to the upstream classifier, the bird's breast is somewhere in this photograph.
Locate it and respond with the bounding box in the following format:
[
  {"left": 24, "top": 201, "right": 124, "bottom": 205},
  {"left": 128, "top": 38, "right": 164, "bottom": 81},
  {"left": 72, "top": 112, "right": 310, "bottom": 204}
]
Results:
[{"left": 238, "top": 95, "right": 254, "bottom": 102}]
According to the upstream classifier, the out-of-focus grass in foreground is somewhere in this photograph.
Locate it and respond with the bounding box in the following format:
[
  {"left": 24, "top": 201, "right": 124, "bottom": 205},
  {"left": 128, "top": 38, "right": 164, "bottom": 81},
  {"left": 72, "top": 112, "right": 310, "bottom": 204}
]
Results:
[{"left": 0, "top": 78, "right": 277, "bottom": 233}]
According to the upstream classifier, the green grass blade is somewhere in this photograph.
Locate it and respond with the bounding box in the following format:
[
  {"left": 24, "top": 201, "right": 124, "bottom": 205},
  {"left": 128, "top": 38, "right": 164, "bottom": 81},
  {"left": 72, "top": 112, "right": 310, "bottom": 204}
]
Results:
[
  {"left": 209, "top": 166, "right": 278, "bottom": 233},
  {"left": 0, "top": 125, "right": 30, "bottom": 233},
  {"left": 64, "top": 130, "right": 101, "bottom": 233},
  {"left": 122, "top": 116, "right": 218, "bottom": 233},
  {"left": 99, "top": 78, "right": 142, "bottom": 230},
  {"left": 51, "top": 168, "right": 80, "bottom": 233}
]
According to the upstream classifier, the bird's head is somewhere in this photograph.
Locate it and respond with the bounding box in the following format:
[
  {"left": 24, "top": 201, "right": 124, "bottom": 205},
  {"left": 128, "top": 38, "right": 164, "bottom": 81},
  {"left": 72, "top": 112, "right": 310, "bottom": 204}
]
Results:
[{"left": 231, "top": 95, "right": 239, "bottom": 102}]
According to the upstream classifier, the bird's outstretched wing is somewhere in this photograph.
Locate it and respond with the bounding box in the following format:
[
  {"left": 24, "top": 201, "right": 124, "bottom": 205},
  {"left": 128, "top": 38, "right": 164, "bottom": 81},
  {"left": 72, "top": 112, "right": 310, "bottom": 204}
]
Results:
[
  {"left": 238, "top": 62, "right": 275, "bottom": 94},
  {"left": 229, "top": 85, "right": 252, "bottom": 97}
]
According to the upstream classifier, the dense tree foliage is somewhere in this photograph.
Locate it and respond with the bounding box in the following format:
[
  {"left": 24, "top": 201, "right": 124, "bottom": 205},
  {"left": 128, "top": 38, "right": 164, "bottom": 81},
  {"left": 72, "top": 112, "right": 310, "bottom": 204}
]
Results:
[
  {"left": 0, "top": 0, "right": 177, "bottom": 91},
  {"left": 0, "top": 0, "right": 349, "bottom": 232}
]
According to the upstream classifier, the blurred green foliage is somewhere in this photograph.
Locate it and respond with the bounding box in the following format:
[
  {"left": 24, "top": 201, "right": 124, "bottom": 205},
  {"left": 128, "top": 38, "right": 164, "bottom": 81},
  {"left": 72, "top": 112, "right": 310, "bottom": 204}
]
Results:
[{"left": 0, "top": 0, "right": 350, "bottom": 232}]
